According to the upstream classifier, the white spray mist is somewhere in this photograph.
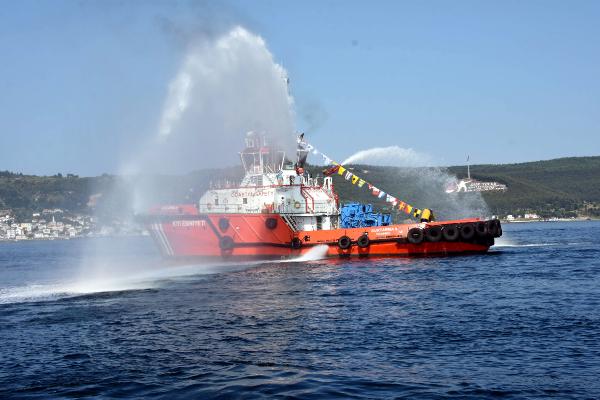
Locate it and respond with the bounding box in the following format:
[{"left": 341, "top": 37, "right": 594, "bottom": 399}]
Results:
[
  {"left": 78, "top": 25, "right": 297, "bottom": 291},
  {"left": 124, "top": 25, "right": 295, "bottom": 178}
]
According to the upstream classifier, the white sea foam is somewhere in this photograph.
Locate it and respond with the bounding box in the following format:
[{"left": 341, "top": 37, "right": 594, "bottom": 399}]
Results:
[
  {"left": 0, "top": 260, "right": 253, "bottom": 305},
  {"left": 286, "top": 245, "right": 329, "bottom": 262},
  {"left": 0, "top": 250, "right": 333, "bottom": 305},
  {"left": 492, "top": 243, "right": 557, "bottom": 248}
]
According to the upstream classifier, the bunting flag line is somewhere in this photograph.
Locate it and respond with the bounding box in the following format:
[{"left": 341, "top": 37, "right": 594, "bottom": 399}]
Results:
[{"left": 298, "top": 136, "right": 434, "bottom": 222}]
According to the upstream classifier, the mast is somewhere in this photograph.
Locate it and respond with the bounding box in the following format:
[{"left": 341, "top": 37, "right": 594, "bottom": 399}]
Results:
[{"left": 467, "top": 155, "right": 471, "bottom": 180}]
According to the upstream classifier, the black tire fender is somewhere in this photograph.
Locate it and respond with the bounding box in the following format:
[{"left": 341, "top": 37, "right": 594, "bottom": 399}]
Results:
[
  {"left": 460, "top": 223, "right": 475, "bottom": 240},
  {"left": 291, "top": 237, "right": 302, "bottom": 249},
  {"left": 475, "top": 221, "right": 488, "bottom": 236},
  {"left": 357, "top": 234, "right": 370, "bottom": 248},
  {"left": 425, "top": 226, "right": 442, "bottom": 242},
  {"left": 338, "top": 235, "right": 352, "bottom": 250},
  {"left": 219, "top": 235, "right": 234, "bottom": 250},
  {"left": 486, "top": 220, "right": 499, "bottom": 237},
  {"left": 441, "top": 224, "right": 460, "bottom": 241},
  {"left": 407, "top": 227, "right": 424, "bottom": 244}
]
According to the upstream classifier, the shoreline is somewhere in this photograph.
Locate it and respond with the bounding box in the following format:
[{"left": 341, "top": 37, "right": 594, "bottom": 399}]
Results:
[
  {"left": 501, "top": 217, "right": 599, "bottom": 223},
  {"left": 0, "top": 233, "right": 148, "bottom": 244}
]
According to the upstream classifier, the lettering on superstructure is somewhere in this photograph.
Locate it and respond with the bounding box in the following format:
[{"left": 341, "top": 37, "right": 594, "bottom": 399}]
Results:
[{"left": 230, "top": 189, "right": 274, "bottom": 198}]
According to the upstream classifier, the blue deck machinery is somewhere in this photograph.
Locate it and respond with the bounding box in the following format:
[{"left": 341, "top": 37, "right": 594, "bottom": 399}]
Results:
[{"left": 340, "top": 203, "right": 392, "bottom": 228}]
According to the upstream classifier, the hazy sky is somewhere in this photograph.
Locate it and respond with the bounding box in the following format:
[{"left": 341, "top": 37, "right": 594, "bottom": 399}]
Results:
[{"left": 1, "top": 0, "right": 599, "bottom": 176}]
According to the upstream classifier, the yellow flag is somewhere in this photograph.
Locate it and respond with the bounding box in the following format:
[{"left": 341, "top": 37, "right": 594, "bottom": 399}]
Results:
[
  {"left": 338, "top": 166, "right": 346, "bottom": 176},
  {"left": 357, "top": 179, "right": 365, "bottom": 187},
  {"left": 351, "top": 175, "right": 359, "bottom": 184},
  {"left": 413, "top": 209, "right": 422, "bottom": 217},
  {"left": 405, "top": 205, "right": 413, "bottom": 214}
]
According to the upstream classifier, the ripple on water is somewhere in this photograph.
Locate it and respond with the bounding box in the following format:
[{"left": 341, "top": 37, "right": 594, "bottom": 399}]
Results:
[{"left": 1, "top": 224, "right": 600, "bottom": 398}]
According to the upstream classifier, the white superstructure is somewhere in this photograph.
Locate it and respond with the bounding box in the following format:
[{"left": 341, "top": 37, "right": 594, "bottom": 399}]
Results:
[{"left": 198, "top": 132, "right": 340, "bottom": 231}]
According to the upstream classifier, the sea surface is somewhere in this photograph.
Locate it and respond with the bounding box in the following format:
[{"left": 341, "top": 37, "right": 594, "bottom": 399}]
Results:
[{"left": 1, "top": 222, "right": 599, "bottom": 399}]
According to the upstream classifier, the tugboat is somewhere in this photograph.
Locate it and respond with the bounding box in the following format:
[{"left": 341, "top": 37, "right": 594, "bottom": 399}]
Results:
[{"left": 144, "top": 132, "right": 501, "bottom": 260}]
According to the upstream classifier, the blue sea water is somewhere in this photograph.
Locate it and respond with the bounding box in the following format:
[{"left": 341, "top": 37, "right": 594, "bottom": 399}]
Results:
[{"left": 1, "top": 221, "right": 599, "bottom": 399}]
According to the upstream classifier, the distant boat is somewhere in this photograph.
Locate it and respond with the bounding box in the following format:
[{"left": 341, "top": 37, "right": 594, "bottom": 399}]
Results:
[
  {"left": 446, "top": 156, "right": 508, "bottom": 193},
  {"left": 445, "top": 178, "right": 508, "bottom": 193}
]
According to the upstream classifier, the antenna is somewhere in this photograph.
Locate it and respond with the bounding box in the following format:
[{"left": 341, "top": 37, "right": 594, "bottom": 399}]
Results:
[{"left": 467, "top": 155, "right": 471, "bottom": 179}]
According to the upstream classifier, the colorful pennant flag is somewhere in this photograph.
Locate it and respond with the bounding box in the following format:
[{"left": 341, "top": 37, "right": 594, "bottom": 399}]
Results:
[{"left": 351, "top": 175, "right": 359, "bottom": 184}]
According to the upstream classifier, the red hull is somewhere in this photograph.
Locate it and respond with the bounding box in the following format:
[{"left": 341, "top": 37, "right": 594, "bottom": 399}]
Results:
[{"left": 146, "top": 209, "right": 498, "bottom": 260}]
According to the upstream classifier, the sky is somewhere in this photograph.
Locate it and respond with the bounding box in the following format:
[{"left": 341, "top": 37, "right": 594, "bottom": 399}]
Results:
[{"left": 0, "top": 0, "right": 599, "bottom": 176}]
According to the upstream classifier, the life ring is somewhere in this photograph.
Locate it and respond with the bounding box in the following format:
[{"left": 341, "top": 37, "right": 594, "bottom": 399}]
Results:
[
  {"left": 219, "top": 236, "right": 234, "bottom": 250},
  {"left": 460, "top": 223, "right": 475, "bottom": 240},
  {"left": 218, "top": 218, "right": 229, "bottom": 232},
  {"left": 475, "top": 221, "right": 488, "bottom": 236},
  {"left": 291, "top": 237, "right": 302, "bottom": 249},
  {"left": 265, "top": 217, "right": 278, "bottom": 230},
  {"left": 407, "top": 227, "right": 424, "bottom": 244},
  {"left": 357, "top": 234, "right": 370, "bottom": 248},
  {"left": 338, "top": 235, "right": 352, "bottom": 250},
  {"left": 441, "top": 225, "right": 459, "bottom": 241},
  {"left": 294, "top": 201, "right": 302, "bottom": 209},
  {"left": 425, "top": 226, "right": 442, "bottom": 242}
]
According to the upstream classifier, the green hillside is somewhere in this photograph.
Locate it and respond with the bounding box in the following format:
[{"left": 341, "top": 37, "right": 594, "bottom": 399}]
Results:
[
  {"left": 448, "top": 157, "right": 600, "bottom": 217},
  {"left": 1, "top": 156, "right": 599, "bottom": 221}
]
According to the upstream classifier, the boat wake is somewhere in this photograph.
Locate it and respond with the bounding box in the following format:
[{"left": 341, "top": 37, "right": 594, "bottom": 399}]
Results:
[
  {"left": 493, "top": 243, "right": 557, "bottom": 248},
  {"left": 0, "top": 247, "right": 331, "bottom": 305},
  {"left": 0, "top": 261, "right": 254, "bottom": 305},
  {"left": 492, "top": 237, "right": 558, "bottom": 248}
]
